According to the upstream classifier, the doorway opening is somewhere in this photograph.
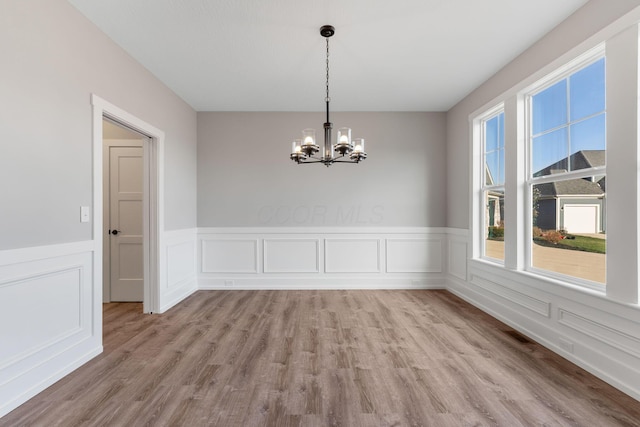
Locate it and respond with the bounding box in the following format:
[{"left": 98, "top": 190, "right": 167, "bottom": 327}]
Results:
[
  {"left": 92, "top": 94, "right": 164, "bottom": 314},
  {"left": 103, "top": 118, "right": 147, "bottom": 303}
]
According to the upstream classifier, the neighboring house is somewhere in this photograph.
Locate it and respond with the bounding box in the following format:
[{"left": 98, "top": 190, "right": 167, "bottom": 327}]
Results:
[
  {"left": 485, "top": 164, "right": 504, "bottom": 231},
  {"left": 534, "top": 150, "right": 605, "bottom": 234}
]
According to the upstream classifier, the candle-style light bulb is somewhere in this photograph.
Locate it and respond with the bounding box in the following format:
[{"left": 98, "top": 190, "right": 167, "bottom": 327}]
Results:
[
  {"left": 353, "top": 138, "right": 365, "bottom": 153},
  {"left": 337, "top": 128, "right": 351, "bottom": 146},
  {"left": 302, "top": 129, "right": 316, "bottom": 146}
]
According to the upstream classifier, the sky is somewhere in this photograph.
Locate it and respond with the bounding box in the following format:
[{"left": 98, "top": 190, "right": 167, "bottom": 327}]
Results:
[
  {"left": 531, "top": 57, "right": 605, "bottom": 174},
  {"left": 485, "top": 112, "right": 504, "bottom": 186},
  {"left": 485, "top": 57, "right": 605, "bottom": 184}
]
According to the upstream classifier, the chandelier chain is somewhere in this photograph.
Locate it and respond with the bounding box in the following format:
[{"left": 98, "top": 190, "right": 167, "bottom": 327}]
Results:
[{"left": 325, "top": 37, "right": 330, "bottom": 102}]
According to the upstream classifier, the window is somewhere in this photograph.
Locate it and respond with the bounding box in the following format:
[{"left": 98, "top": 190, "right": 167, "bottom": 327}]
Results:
[
  {"left": 472, "top": 50, "right": 607, "bottom": 290},
  {"left": 528, "top": 57, "right": 606, "bottom": 286},
  {"left": 481, "top": 110, "right": 505, "bottom": 261}
]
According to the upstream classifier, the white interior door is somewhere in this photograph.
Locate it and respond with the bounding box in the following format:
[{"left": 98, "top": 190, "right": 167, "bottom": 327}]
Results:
[{"left": 109, "top": 146, "right": 144, "bottom": 301}]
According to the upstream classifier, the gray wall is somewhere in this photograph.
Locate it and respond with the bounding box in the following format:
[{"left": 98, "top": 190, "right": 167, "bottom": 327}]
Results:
[
  {"left": 536, "top": 199, "right": 557, "bottom": 231},
  {"left": 445, "top": 0, "right": 640, "bottom": 229},
  {"left": 0, "top": 0, "right": 198, "bottom": 250},
  {"left": 198, "top": 112, "right": 446, "bottom": 227}
]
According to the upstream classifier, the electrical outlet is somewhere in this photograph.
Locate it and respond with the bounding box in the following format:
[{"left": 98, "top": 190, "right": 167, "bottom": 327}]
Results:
[
  {"left": 559, "top": 337, "right": 574, "bottom": 354},
  {"left": 224, "top": 280, "right": 234, "bottom": 287}
]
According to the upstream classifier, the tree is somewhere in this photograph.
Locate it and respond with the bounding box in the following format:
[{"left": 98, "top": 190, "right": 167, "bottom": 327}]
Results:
[{"left": 532, "top": 186, "right": 541, "bottom": 228}]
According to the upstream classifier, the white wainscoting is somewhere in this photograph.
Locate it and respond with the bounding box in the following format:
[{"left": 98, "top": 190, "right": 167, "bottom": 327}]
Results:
[
  {"left": 264, "top": 239, "right": 319, "bottom": 273},
  {"left": 0, "top": 241, "right": 102, "bottom": 418},
  {"left": 386, "top": 238, "right": 442, "bottom": 273},
  {"left": 445, "top": 228, "right": 640, "bottom": 402},
  {"left": 198, "top": 227, "right": 447, "bottom": 289},
  {"left": 447, "top": 229, "right": 468, "bottom": 281},
  {"left": 202, "top": 239, "right": 258, "bottom": 273},
  {"left": 159, "top": 228, "right": 198, "bottom": 313},
  {"left": 325, "top": 239, "right": 380, "bottom": 273}
]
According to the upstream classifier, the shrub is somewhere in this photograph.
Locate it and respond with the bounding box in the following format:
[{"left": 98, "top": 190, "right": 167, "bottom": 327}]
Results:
[
  {"left": 488, "top": 226, "right": 504, "bottom": 239},
  {"left": 532, "top": 226, "right": 543, "bottom": 238},
  {"left": 543, "top": 230, "right": 564, "bottom": 244}
]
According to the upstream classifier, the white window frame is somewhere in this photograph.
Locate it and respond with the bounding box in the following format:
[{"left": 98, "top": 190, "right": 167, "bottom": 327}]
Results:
[
  {"left": 474, "top": 104, "right": 505, "bottom": 264},
  {"left": 522, "top": 46, "right": 606, "bottom": 291}
]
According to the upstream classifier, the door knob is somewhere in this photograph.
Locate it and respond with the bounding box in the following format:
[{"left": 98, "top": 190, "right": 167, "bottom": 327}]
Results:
[{"left": 110, "top": 229, "right": 121, "bottom": 235}]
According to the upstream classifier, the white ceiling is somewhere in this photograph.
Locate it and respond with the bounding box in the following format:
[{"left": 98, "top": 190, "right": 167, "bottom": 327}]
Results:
[{"left": 68, "top": 0, "right": 588, "bottom": 112}]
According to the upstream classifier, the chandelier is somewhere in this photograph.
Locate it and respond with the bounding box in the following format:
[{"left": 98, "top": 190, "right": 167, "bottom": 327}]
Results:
[{"left": 290, "top": 25, "right": 367, "bottom": 166}]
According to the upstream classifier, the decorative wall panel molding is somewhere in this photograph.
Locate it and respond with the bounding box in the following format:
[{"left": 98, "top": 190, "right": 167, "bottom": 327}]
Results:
[
  {"left": 558, "top": 308, "right": 640, "bottom": 359},
  {"left": 198, "top": 227, "right": 447, "bottom": 289},
  {"left": 0, "top": 241, "right": 101, "bottom": 418},
  {"left": 470, "top": 275, "right": 551, "bottom": 318},
  {"left": 160, "top": 229, "right": 198, "bottom": 313},
  {"left": 201, "top": 238, "right": 258, "bottom": 273},
  {"left": 325, "top": 239, "right": 380, "bottom": 273},
  {"left": 167, "top": 241, "right": 195, "bottom": 288},
  {"left": 448, "top": 237, "right": 468, "bottom": 281},
  {"left": 264, "top": 239, "right": 319, "bottom": 273},
  {"left": 386, "top": 238, "right": 442, "bottom": 273},
  {"left": 0, "top": 266, "right": 84, "bottom": 368}
]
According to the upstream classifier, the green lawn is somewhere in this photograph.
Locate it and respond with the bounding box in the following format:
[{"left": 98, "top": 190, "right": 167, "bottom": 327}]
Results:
[{"left": 534, "top": 235, "right": 606, "bottom": 254}]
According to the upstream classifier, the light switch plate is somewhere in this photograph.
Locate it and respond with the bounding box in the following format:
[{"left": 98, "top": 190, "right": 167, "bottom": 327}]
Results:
[{"left": 80, "top": 206, "right": 90, "bottom": 223}]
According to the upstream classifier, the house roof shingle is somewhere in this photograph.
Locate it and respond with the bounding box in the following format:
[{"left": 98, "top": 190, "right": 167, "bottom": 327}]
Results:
[
  {"left": 536, "top": 179, "right": 604, "bottom": 197},
  {"left": 533, "top": 150, "right": 605, "bottom": 197},
  {"left": 534, "top": 150, "right": 605, "bottom": 177}
]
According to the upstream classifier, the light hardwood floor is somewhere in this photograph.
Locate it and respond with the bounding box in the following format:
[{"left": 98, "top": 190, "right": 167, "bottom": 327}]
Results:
[{"left": 2, "top": 290, "right": 639, "bottom": 426}]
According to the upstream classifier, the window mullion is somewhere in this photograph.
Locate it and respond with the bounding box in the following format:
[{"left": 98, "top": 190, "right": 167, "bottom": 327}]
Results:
[{"left": 566, "top": 75, "right": 572, "bottom": 171}]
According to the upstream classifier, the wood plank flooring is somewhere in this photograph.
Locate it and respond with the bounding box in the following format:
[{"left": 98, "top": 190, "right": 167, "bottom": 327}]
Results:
[{"left": 2, "top": 290, "right": 640, "bottom": 426}]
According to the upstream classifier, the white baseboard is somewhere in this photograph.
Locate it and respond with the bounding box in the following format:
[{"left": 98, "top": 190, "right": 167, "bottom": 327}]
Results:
[{"left": 199, "top": 276, "right": 445, "bottom": 290}]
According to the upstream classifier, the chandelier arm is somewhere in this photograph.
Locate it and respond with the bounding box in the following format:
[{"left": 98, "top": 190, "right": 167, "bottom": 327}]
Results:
[
  {"left": 297, "top": 159, "right": 332, "bottom": 164},
  {"left": 298, "top": 159, "right": 360, "bottom": 165}
]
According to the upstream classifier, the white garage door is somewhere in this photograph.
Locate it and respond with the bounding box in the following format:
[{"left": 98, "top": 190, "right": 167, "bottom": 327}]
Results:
[{"left": 563, "top": 205, "right": 598, "bottom": 234}]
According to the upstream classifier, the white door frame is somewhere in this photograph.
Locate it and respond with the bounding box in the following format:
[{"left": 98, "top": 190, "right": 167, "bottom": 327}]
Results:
[{"left": 92, "top": 94, "right": 163, "bottom": 313}]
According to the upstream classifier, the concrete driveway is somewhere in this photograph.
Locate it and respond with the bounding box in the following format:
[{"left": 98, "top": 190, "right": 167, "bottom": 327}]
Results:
[{"left": 485, "top": 240, "right": 605, "bottom": 284}]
